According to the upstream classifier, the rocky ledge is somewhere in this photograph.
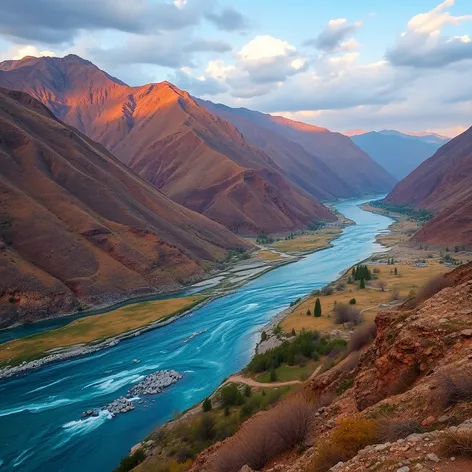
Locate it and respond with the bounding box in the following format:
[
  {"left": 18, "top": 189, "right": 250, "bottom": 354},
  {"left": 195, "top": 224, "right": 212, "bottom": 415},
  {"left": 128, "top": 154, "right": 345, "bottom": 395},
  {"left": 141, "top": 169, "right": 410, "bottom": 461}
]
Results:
[{"left": 82, "top": 369, "right": 183, "bottom": 418}]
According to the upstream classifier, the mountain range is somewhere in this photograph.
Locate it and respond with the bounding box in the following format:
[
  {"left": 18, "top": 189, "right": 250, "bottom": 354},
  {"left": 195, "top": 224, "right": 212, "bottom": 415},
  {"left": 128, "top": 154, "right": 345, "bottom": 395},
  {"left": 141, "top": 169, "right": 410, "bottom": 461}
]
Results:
[
  {"left": 348, "top": 130, "right": 449, "bottom": 180},
  {"left": 384, "top": 126, "right": 472, "bottom": 247},
  {"left": 0, "top": 55, "right": 396, "bottom": 233},
  {"left": 0, "top": 87, "right": 248, "bottom": 326}
]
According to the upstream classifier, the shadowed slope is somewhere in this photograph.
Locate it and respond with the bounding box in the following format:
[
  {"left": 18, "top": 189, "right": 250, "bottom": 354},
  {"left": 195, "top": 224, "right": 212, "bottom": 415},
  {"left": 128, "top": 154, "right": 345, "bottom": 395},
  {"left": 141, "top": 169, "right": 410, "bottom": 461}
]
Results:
[
  {"left": 0, "top": 88, "right": 248, "bottom": 327},
  {"left": 197, "top": 102, "right": 397, "bottom": 197},
  {"left": 385, "top": 126, "right": 472, "bottom": 246}
]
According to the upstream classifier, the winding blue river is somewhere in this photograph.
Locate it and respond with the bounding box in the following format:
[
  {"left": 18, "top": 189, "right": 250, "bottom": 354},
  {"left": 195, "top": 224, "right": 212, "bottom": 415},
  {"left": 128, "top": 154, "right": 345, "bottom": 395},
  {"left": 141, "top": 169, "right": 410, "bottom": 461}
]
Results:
[{"left": 0, "top": 199, "right": 392, "bottom": 472}]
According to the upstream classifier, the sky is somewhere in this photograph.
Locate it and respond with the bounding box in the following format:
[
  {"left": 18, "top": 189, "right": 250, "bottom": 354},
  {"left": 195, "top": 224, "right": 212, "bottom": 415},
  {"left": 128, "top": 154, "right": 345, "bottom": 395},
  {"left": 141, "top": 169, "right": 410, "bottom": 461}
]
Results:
[{"left": 0, "top": 0, "right": 471, "bottom": 137}]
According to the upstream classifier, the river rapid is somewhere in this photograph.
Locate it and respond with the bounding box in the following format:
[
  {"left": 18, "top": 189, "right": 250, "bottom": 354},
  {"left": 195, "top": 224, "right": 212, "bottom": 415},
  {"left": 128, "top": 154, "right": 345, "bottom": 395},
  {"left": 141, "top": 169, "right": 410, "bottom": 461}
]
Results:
[{"left": 0, "top": 198, "right": 393, "bottom": 472}]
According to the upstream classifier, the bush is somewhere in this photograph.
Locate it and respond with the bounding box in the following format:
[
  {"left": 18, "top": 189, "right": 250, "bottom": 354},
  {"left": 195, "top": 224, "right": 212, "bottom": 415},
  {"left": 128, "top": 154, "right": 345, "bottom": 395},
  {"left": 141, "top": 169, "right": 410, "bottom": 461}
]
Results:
[
  {"left": 308, "top": 417, "right": 377, "bottom": 472},
  {"left": 193, "top": 414, "right": 216, "bottom": 442},
  {"left": 348, "top": 323, "right": 377, "bottom": 352},
  {"left": 220, "top": 384, "right": 245, "bottom": 408},
  {"left": 270, "top": 369, "right": 277, "bottom": 382},
  {"left": 439, "top": 430, "right": 472, "bottom": 458},
  {"left": 8, "top": 296, "right": 16, "bottom": 303},
  {"left": 211, "top": 394, "right": 315, "bottom": 472},
  {"left": 375, "top": 416, "right": 422, "bottom": 442},
  {"left": 202, "top": 397, "right": 212, "bottom": 412},
  {"left": 411, "top": 275, "right": 454, "bottom": 307},
  {"left": 306, "top": 309, "right": 312, "bottom": 316},
  {"left": 349, "top": 298, "right": 356, "bottom": 305},
  {"left": 244, "top": 385, "right": 252, "bottom": 398},
  {"left": 261, "top": 331, "right": 268, "bottom": 342},
  {"left": 334, "top": 304, "right": 361, "bottom": 325},
  {"left": 438, "top": 371, "right": 472, "bottom": 407},
  {"left": 336, "top": 282, "right": 346, "bottom": 291},
  {"left": 321, "top": 286, "right": 334, "bottom": 296},
  {"left": 114, "top": 449, "right": 146, "bottom": 472}
]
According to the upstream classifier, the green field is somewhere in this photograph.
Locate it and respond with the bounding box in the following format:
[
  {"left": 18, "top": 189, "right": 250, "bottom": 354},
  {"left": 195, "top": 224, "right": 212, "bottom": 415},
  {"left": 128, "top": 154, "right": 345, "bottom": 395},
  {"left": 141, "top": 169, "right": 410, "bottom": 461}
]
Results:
[{"left": 254, "top": 360, "right": 319, "bottom": 383}]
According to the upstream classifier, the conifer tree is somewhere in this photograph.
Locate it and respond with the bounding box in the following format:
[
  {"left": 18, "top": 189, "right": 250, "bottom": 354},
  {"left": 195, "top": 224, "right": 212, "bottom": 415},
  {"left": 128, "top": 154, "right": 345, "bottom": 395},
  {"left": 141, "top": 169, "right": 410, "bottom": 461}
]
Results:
[
  {"left": 360, "top": 278, "right": 366, "bottom": 289},
  {"left": 314, "top": 298, "right": 322, "bottom": 317}
]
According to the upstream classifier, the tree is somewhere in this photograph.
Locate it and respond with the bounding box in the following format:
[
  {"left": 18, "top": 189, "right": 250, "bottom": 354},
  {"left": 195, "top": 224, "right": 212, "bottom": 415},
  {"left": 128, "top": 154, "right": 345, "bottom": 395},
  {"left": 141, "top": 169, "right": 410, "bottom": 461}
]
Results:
[
  {"left": 270, "top": 369, "right": 277, "bottom": 382},
  {"left": 394, "top": 267, "right": 398, "bottom": 276},
  {"left": 360, "top": 278, "right": 366, "bottom": 289},
  {"left": 377, "top": 280, "right": 387, "bottom": 292},
  {"left": 306, "top": 309, "right": 312, "bottom": 316},
  {"left": 351, "top": 267, "right": 356, "bottom": 278},
  {"left": 291, "top": 328, "right": 296, "bottom": 337},
  {"left": 314, "top": 298, "right": 322, "bottom": 317},
  {"left": 202, "top": 397, "right": 212, "bottom": 412},
  {"left": 244, "top": 385, "right": 252, "bottom": 398}
]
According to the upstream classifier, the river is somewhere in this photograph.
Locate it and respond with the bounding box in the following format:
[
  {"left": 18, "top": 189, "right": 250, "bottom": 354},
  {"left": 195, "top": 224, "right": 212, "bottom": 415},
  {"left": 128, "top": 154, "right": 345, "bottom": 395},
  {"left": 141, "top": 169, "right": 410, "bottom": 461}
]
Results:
[{"left": 0, "top": 198, "right": 393, "bottom": 472}]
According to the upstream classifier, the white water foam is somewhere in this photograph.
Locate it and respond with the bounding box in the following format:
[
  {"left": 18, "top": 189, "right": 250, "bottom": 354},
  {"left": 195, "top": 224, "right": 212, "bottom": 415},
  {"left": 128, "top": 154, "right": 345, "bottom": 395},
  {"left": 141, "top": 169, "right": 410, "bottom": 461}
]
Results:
[
  {"left": 28, "top": 377, "right": 70, "bottom": 394},
  {"left": 54, "top": 410, "right": 112, "bottom": 450},
  {"left": 12, "top": 448, "right": 33, "bottom": 468},
  {"left": 0, "top": 397, "right": 73, "bottom": 417}
]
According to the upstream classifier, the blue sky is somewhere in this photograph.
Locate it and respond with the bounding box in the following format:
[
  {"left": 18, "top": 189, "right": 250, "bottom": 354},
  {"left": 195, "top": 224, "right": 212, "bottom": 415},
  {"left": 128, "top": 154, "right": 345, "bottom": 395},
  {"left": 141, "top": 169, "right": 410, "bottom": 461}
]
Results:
[{"left": 0, "top": 0, "right": 471, "bottom": 136}]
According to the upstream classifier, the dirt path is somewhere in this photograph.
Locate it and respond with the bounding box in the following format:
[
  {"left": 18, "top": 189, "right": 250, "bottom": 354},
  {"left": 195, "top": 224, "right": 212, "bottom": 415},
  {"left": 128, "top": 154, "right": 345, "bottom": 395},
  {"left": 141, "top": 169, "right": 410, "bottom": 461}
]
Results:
[{"left": 227, "top": 365, "right": 322, "bottom": 388}]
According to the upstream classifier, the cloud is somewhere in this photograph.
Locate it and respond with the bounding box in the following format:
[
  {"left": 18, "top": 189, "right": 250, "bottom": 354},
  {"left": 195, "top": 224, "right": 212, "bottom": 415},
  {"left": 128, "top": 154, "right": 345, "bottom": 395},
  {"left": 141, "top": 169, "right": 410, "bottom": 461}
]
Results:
[
  {"left": 184, "top": 39, "right": 232, "bottom": 53},
  {"left": 205, "top": 6, "right": 249, "bottom": 31},
  {"left": 0, "top": 44, "right": 56, "bottom": 61},
  {"left": 387, "top": 0, "right": 472, "bottom": 68},
  {"left": 0, "top": 0, "right": 212, "bottom": 43},
  {"left": 306, "top": 18, "right": 362, "bottom": 52},
  {"left": 201, "top": 35, "right": 308, "bottom": 98},
  {"left": 172, "top": 68, "right": 228, "bottom": 95}
]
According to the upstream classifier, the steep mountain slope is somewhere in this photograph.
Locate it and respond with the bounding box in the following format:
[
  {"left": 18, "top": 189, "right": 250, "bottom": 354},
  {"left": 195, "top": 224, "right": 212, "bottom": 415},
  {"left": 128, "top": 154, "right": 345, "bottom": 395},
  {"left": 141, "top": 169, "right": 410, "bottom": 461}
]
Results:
[
  {"left": 181, "top": 262, "right": 472, "bottom": 472},
  {"left": 0, "top": 87, "right": 249, "bottom": 327},
  {"left": 198, "top": 100, "right": 357, "bottom": 200},
  {"left": 197, "top": 102, "right": 396, "bottom": 196},
  {"left": 350, "top": 130, "right": 447, "bottom": 179},
  {"left": 0, "top": 55, "right": 334, "bottom": 234},
  {"left": 384, "top": 126, "right": 472, "bottom": 247}
]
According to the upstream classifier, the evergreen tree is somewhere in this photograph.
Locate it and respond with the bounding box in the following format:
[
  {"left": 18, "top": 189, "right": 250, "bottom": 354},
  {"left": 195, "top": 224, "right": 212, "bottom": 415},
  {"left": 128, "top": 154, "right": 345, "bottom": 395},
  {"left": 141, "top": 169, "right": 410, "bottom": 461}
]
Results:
[
  {"left": 314, "top": 298, "right": 322, "bottom": 317},
  {"left": 360, "top": 278, "right": 366, "bottom": 289},
  {"left": 394, "top": 267, "right": 398, "bottom": 276},
  {"left": 270, "top": 369, "right": 277, "bottom": 382},
  {"left": 291, "top": 328, "right": 296, "bottom": 337},
  {"left": 351, "top": 267, "right": 356, "bottom": 278},
  {"left": 202, "top": 397, "right": 212, "bottom": 412}
]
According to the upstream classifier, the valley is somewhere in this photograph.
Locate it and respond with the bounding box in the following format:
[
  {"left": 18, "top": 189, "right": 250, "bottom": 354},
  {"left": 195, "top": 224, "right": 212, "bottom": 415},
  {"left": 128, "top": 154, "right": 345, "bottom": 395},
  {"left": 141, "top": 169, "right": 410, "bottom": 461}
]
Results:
[{"left": 0, "top": 198, "right": 394, "bottom": 472}]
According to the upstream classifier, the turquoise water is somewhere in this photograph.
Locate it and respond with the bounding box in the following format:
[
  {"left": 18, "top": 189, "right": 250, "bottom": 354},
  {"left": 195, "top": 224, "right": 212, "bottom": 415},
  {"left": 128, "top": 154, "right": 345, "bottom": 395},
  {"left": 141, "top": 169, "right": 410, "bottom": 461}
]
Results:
[{"left": 0, "top": 199, "right": 392, "bottom": 472}]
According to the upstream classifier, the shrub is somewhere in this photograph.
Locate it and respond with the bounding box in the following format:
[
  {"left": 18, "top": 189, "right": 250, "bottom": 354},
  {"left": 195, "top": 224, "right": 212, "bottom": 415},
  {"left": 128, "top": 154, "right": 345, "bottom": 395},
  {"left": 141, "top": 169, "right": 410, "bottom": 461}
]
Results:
[
  {"left": 220, "top": 384, "right": 245, "bottom": 408},
  {"left": 336, "top": 282, "right": 346, "bottom": 291},
  {"left": 244, "top": 385, "right": 252, "bottom": 398},
  {"left": 390, "top": 287, "right": 401, "bottom": 301},
  {"left": 321, "top": 286, "right": 334, "bottom": 296},
  {"left": 411, "top": 275, "right": 454, "bottom": 307},
  {"left": 348, "top": 323, "right": 377, "bottom": 352},
  {"left": 375, "top": 416, "right": 422, "bottom": 442},
  {"left": 349, "top": 298, "right": 356, "bottom": 305},
  {"left": 291, "top": 328, "right": 296, "bottom": 337},
  {"left": 8, "top": 296, "right": 16, "bottom": 303},
  {"left": 212, "top": 394, "right": 315, "bottom": 472},
  {"left": 202, "top": 397, "right": 212, "bottom": 412},
  {"left": 438, "top": 371, "right": 472, "bottom": 407},
  {"left": 114, "top": 449, "right": 146, "bottom": 472},
  {"left": 261, "top": 331, "right": 268, "bottom": 342},
  {"left": 334, "top": 304, "right": 361, "bottom": 325},
  {"left": 270, "top": 394, "right": 316, "bottom": 448},
  {"left": 306, "top": 309, "right": 312, "bottom": 316},
  {"left": 270, "top": 369, "right": 277, "bottom": 382},
  {"left": 193, "top": 414, "right": 216, "bottom": 442},
  {"left": 439, "top": 430, "right": 472, "bottom": 458},
  {"left": 308, "top": 417, "right": 377, "bottom": 472}
]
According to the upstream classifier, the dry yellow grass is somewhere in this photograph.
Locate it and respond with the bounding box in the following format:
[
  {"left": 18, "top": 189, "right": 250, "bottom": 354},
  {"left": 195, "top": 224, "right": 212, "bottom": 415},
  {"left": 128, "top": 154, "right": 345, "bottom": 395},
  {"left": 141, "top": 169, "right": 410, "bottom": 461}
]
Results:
[
  {"left": 281, "top": 260, "right": 449, "bottom": 334},
  {"left": 377, "top": 220, "right": 420, "bottom": 247},
  {"left": 0, "top": 296, "right": 205, "bottom": 366},
  {"left": 269, "top": 228, "right": 342, "bottom": 254},
  {"left": 257, "top": 250, "right": 282, "bottom": 261}
]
